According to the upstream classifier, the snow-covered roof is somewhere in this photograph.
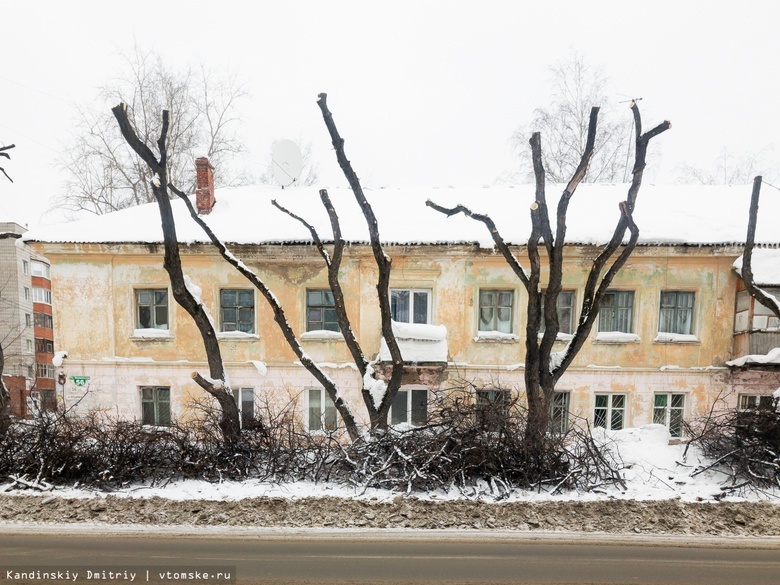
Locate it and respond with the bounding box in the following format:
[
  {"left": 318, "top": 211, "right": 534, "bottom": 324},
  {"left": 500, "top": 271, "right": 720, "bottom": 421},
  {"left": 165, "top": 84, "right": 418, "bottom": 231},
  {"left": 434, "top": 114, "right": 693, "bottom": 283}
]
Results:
[
  {"left": 733, "top": 249, "right": 780, "bottom": 286},
  {"left": 21, "top": 183, "right": 780, "bottom": 248}
]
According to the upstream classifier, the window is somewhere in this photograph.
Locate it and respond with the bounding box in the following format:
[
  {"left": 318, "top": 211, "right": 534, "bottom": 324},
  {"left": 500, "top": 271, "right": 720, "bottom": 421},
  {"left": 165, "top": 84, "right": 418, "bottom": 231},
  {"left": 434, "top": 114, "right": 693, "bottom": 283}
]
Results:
[
  {"left": 31, "top": 261, "right": 50, "bottom": 279},
  {"left": 25, "top": 314, "right": 31, "bottom": 327},
  {"left": 653, "top": 393, "right": 685, "bottom": 438},
  {"left": 23, "top": 287, "right": 30, "bottom": 301},
  {"left": 136, "top": 289, "right": 168, "bottom": 330},
  {"left": 550, "top": 391, "right": 570, "bottom": 434},
  {"left": 32, "top": 287, "right": 52, "bottom": 304},
  {"left": 308, "top": 388, "right": 337, "bottom": 432},
  {"left": 34, "top": 312, "right": 53, "bottom": 329},
  {"left": 36, "top": 364, "right": 56, "bottom": 379},
  {"left": 598, "top": 291, "right": 634, "bottom": 333},
  {"left": 22, "top": 260, "right": 28, "bottom": 275},
  {"left": 658, "top": 292, "right": 694, "bottom": 335},
  {"left": 141, "top": 386, "right": 171, "bottom": 426},
  {"left": 233, "top": 387, "right": 255, "bottom": 428},
  {"left": 220, "top": 289, "right": 255, "bottom": 333},
  {"left": 541, "top": 291, "right": 576, "bottom": 334},
  {"left": 306, "top": 290, "right": 339, "bottom": 332},
  {"left": 594, "top": 394, "right": 626, "bottom": 430},
  {"left": 35, "top": 338, "right": 54, "bottom": 353},
  {"left": 478, "top": 290, "right": 514, "bottom": 333},
  {"left": 391, "top": 289, "right": 431, "bottom": 324},
  {"left": 738, "top": 394, "right": 775, "bottom": 411},
  {"left": 391, "top": 388, "right": 428, "bottom": 426},
  {"left": 752, "top": 287, "right": 780, "bottom": 330},
  {"left": 26, "top": 339, "right": 33, "bottom": 354}
]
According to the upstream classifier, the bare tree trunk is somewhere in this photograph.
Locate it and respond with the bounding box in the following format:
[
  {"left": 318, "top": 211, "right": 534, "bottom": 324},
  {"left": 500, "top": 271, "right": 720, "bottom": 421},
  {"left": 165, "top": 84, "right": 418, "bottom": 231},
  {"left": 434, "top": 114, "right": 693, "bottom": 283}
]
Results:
[
  {"left": 0, "top": 343, "right": 11, "bottom": 437},
  {"left": 112, "top": 104, "right": 241, "bottom": 445},
  {"left": 740, "top": 176, "right": 780, "bottom": 320},
  {"left": 429, "top": 102, "right": 670, "bottom": 442}
]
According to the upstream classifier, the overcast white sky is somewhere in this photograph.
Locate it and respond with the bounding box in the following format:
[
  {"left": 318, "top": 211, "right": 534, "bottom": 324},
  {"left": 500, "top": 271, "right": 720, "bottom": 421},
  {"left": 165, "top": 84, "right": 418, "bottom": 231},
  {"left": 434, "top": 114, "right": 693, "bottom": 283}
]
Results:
[{"left": 2, "top": 0, "right": 779, "bottom": 227}]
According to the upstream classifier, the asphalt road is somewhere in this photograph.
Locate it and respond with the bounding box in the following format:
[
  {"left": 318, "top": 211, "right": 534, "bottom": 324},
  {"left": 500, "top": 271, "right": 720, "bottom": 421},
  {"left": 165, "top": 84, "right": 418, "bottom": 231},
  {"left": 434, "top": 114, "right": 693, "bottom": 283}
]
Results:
[{"left": 1, "top": 528, "right": 779, "bottom": 585}]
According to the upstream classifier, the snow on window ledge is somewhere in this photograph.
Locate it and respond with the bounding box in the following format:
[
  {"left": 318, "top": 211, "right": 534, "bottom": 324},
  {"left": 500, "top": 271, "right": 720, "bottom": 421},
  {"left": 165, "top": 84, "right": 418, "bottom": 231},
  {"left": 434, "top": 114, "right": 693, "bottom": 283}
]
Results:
[
  {"left": 300, "top": 330, "right": 345, "bottom": 342},
  {"left": 217, "top": 331, "right": 260, "bottom": 341},
  {"left": 131, "top": 328, "right": 173, "bottom": 340},
  {"left": 653, "top": 332, "right": 699, "bottom": 344},
  {"left": 474, "top": 331, "right": 519, "bottom": 343},
  {"left": 537, "top": 332, "right": 574, "bottom": 342},
  {"left": 595, "top": 332, "right": 641, "bottom": 344}
]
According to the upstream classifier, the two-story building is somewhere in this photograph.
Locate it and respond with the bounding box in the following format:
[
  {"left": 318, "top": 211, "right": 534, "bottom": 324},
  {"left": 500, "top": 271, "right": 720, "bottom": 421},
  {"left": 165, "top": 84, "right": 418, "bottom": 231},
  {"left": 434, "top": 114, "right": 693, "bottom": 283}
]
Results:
[{"left": 22, "top": 171, "right": 780, "bottom": 437}]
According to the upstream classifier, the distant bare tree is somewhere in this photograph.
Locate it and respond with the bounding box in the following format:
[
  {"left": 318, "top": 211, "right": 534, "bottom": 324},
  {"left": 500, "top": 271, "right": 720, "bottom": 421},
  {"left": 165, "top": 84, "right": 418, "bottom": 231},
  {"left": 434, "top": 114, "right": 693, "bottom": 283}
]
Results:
[
  {"left": 677, "top": 148, "right": 778, "bottom": 186},
  {"left": 505, "top": 54, "right": 633, "bottom": 184},
  {"left": 57, "top": 47, "right": 247, "bottom": 216},
  {"left": 0, "top": 143, "right": 14, "bottom": 183},
  {"left": 430, "top": 102, "right": 670, "bottom": 443},
  {"left": 1, "top": 144, "right": 17, "bottom": 435}
]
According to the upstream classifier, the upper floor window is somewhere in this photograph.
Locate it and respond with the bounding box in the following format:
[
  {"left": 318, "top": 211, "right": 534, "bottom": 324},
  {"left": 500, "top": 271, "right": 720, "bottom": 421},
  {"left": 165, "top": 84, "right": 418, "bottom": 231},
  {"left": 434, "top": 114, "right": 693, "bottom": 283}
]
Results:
[
  {"left": 35, "top": 338, "right": 54, "bottom": 353},
  {"left": 738, "top": 394, "right": 775, "bottom": 411},
  {"left": 658, "top": 291, "right": 694, "bottom": 335},
  {"left": 31, "top": 261, "right": 50, "bottom": 279},
  {"left": 34, "top": 312, "right": 53, "bottom": 329},
  {"left": 22, "top": 260, "right": 28, "bottom": 275},
  {"left": 220, "top": 289, "right": 255, "bottom": 333},
  {"left": 23, "top": 287, "right": 30, "bottom": 301},
  {"left": 32, "top": 287, "right": 52, "bottom": 305},
  {"left": 36, "top": 363, "right": 56, "bottom": 379},
  {"left": 136, "top": 289, "right": 168, "bottom": 330},
  {"left": 25, "top": 313, "right": 31, "bottom": 327},
  {"left": 478, "top": 290, "right": 514, "bottom": 333},
  {"left": 598, "top": 291, "right": 634, "bottom": 333},
  {"left": 391, "top": 289, "right": 431, "bottom": 324},
  {"left": 391, "top": 388, "right": 428, "bottom": 426},
  {"left": 306, "top": 290, "right": 339, "bottom": 332},
  {"left": 540, "top": 290, "right": 576, "bottom": 335},
  {"left": 307, "top": 387, "right": 337, "bottom": 432},
  {"left": 141, "top": 386, "right": 171, "bottom": 426}
]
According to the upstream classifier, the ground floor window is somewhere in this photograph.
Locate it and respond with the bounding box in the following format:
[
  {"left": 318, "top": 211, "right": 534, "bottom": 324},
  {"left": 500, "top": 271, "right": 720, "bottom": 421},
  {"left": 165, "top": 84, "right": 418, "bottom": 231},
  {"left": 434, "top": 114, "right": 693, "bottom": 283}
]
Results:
[
  {"left": 550, "top": 391, "right": 570, "bottom": 434},
  {"left": 391, "top": 388, "right": 428, "bottom": 426},
  {"left": 738, "top": 394, "right": 775, "bottom": 411},
  {"left": 141, "top": 386, "right": 171, "bottom": 426},
  {"left": 307, "top": 387, "right": 337, "bottom": 432},
  {"left": 653, "top": 393, "right": 685, "bottom": 437},
  {"left": 233, "top": 387, "right": 255, "bottom": 428},
  {"left": 594, "top": 394, "right": 626, "bottom": 430}
]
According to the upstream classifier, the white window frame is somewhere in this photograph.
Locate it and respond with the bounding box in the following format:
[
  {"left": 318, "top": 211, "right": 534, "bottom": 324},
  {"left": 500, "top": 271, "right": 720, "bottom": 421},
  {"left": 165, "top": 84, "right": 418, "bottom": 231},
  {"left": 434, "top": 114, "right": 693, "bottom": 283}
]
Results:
[
  {"left": 32, "top": 287, "right": 52, "bottom": 305},
  {"left": 36, "top": 363, "right": 56, "bottom": 379},
  {"left": 390, "top": 289, "right": 432, "bottom": 325},
  {"left": 23, "top": 287, "right": 30, "bottom": 301},
  {"left": 478, "top": 289, "right": 515, "bottom": 333},
  {"left": 550, "top": 391, "right": 570, "bottom": 434},
  {"left": 653, "top": 393, "right": 685, "bottom": 438},
  {"left": 141, "top": 386, "right": 171, "bottom": 427},
  {"left": 22, "top": 260, "right": 28, "bottom": 275},
  {"left": 233, "top": 387, "right": 255, "bottom": 428},
  {"left": 306, "top": 387, "right": 338, "bottom": 432},
  {"left": 594, "top": 393, "right": 626, "bottom": 430},
  {"left": 390, "top": 387, "right": 429, "bottom": 426},
  {"left": 31, "top": 261, "right": 50, "bottom": 279},
  {"left": 738, "top": 394, "right": 775, "bottom": 411},
  {"left": 135, "top": 288, "right": 169, "bottom": 330}
]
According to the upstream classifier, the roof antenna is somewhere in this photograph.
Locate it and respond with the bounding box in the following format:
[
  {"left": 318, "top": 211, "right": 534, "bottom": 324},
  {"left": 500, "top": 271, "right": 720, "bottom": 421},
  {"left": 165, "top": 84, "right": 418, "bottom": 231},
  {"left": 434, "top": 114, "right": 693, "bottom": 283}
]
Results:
[{"left": 619, "top": 96, "right": 643, "bottom": 183}]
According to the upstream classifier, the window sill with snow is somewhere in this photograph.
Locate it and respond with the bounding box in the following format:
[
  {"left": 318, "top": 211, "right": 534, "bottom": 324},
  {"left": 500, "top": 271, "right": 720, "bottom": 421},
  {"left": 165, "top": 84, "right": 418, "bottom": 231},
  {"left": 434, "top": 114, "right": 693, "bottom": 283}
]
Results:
[
  {"left": 131, "top": 328, "right": 173, "bottom": 341},
  {"left": 594, "top": 332, "right": 641, "bottom": 344},
  {"left": 653, "top": 333, "right": 700, "bottom": 344},
  {"left": 474, "top": 331, "right": 519, "bottom": 343},
  {"left": 300, "top": 330, "right": 345, "bottom": 342},
  {"left": 217, "top": 331, "right": 260, "bottom": 341}
]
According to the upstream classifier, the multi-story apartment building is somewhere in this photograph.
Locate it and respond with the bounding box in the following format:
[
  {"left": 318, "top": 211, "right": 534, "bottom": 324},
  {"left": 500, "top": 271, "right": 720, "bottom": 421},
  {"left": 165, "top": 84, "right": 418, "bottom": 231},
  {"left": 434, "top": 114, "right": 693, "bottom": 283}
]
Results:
[
  {"left": 22, "top": 169, "right": 780, "bottom": 436},
  {"left": 0, "top": 222, "right": 56, "bottom": 415}
]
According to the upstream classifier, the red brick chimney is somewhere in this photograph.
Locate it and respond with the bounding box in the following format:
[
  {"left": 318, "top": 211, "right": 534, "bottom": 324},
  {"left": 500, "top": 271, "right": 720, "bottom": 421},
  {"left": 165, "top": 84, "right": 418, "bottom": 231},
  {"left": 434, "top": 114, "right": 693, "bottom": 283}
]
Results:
[{"left": 195, "top": 157, "right": 216, "bottom": 215}]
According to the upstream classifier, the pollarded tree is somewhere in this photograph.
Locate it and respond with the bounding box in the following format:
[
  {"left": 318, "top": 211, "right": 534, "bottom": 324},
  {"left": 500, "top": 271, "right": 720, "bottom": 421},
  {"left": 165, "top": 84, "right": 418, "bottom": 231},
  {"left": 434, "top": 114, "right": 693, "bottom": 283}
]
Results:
[
  {"left": 739, "top": 176, "right": 780, "bottom": 322},
  {"left": 112, "top": 105, "right": 242, "bottom": 445},
  {"left": 0, "top": 142, "right": 16, "bottom": 436},
  {"left": 429, "top": 102, "right": 670, "bottom": 442},
  {"left": 113, "top": 94, "right": 408, "bottom": 442}
]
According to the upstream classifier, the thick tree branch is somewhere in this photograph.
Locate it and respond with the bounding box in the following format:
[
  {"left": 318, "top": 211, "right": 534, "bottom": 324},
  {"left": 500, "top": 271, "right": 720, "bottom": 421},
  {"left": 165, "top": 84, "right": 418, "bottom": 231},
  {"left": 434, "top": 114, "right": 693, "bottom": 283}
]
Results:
[
  {"left": 741, "top": 176, "right": 780, "bottom": 319},
  {"left": 0, "top": 144, "right": 15, "bottom": 183},
  {"left": 317, "top": 93, "right": 403, "bottom": 430}
]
